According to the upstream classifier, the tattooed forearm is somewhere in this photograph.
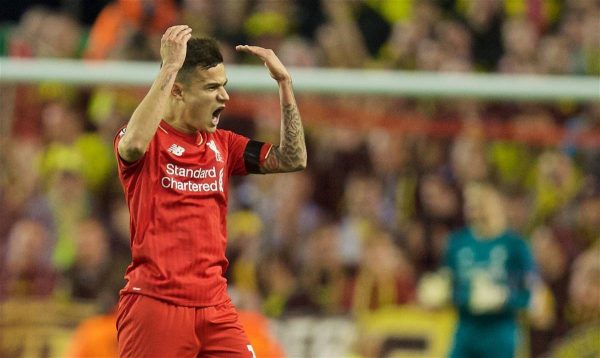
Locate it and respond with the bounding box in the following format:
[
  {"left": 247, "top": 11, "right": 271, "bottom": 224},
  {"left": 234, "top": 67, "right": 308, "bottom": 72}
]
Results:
[
  {"left": 280, "top": 104, "right": 306, "bottom": 166},
  {"left": 261, "top": 104, "right": 307, "bottom": 173}
]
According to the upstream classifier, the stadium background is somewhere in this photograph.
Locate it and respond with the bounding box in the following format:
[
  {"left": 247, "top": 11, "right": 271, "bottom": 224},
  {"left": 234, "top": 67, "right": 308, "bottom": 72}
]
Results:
[{"left": 0, "top": 0, "right": 599, "bottom": 357}]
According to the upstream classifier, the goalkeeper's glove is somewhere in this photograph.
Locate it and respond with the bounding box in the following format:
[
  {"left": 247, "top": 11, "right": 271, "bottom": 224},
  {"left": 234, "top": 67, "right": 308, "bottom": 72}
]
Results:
[
  {"left": 469, "top": 271, "right": 508, "bottom": 314},
  {"left": 417, "top": 269, "right": 451, "bottom": 309}
]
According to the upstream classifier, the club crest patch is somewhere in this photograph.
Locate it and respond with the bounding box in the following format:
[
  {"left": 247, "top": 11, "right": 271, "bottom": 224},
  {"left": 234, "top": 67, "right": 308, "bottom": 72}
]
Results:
[{"left": 207, "top": 140, "right": 223, "bottom": 162}]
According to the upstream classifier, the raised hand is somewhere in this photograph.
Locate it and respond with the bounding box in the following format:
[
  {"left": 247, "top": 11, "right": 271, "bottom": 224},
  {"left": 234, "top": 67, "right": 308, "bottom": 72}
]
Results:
[
  {"left": 235, "top": 45, "right": 291, "bottom": 83},
  {"left": 161, "top": 25, "right": 193, "bottom": 70},
  {"left": 118, "top": 25, "right": 192, "bottom": 163}
]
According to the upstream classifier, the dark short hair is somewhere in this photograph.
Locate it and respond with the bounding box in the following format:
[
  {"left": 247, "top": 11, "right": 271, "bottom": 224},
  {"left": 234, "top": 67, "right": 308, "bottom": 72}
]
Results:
[{"left": 177, "top": 37, "right": 223, "bottom": 83}]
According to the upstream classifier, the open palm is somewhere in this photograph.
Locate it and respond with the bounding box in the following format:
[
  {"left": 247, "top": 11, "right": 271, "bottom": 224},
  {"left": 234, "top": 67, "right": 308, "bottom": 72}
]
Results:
[{"left": 236, "top": 45, "right": 291, "bottom": 82}]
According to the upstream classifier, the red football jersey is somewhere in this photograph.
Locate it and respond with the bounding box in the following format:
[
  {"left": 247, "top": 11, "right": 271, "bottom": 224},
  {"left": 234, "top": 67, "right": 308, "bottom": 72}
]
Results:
[{"left": 114, "top": 120, "right": 271, "bottom": 307}]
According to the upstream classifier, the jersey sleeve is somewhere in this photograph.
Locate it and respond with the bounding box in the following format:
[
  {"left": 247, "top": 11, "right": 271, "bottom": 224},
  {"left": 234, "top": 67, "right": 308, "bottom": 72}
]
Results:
[
  {"left": 226, "top": 131, "right": 273, "bottom": 176},
  {"left": 443, "top": 232, "right": 470, "bottom": 310},
  {"left": 505, "top": 236, "right": 536, "bottom": 310},
  {"left": 442, "top": 232, "right": 456, "bottom": 269},
  {"left": 114, "top": 126, "right": 146, "bottom": 178}
]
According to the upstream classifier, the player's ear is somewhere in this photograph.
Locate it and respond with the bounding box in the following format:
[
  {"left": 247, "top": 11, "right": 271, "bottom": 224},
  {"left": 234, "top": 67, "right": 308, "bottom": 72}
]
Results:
[{"left": 171, "top": 82, "right": 184, "bottom": 100}]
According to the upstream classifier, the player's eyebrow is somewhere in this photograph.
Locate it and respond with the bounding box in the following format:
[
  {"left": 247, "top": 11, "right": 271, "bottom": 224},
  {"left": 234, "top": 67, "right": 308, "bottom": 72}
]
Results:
[{"left": 205, "top": 79, "right": 228, "bottom": 88}]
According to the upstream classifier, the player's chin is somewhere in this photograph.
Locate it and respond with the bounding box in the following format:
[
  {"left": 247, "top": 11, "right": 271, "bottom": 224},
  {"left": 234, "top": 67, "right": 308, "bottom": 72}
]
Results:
[{"left": 204, "top": 124, "right": 218, "bottom": 133}]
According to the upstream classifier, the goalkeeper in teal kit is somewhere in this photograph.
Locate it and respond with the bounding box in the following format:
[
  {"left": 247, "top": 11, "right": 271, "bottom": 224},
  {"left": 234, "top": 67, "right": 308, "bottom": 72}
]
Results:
[{"left": 420, "top": 182, "right": 536, "bottom": 358}]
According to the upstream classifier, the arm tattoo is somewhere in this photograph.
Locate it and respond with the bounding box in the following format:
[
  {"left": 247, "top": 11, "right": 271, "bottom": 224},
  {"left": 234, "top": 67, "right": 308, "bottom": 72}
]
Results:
[
  {"left": 160, "top": 73, "right": 174, "bottom": 91},
  {"left": 262, "top": 103, "right": 307, "bottom": 173}
]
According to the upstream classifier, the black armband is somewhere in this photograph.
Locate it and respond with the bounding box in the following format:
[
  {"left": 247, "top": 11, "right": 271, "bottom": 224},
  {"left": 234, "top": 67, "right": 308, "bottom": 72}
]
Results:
[{"left": 244, "top": 140, "right": 265, "bottom": 174}]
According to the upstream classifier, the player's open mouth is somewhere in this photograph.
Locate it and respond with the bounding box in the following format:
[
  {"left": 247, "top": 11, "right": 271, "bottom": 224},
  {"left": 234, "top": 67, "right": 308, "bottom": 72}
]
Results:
[{"left": 212, "top": 107, "right": 224, "bottom": 125}]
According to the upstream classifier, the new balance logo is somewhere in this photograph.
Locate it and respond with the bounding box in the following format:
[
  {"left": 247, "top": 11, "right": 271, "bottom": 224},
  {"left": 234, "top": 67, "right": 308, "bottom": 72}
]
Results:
[
  {"left": 168, "top": 144, "right": 185, "bottom": 156},
  {"left": 207, "top": 140, "right": 223, "bottom": 162}
]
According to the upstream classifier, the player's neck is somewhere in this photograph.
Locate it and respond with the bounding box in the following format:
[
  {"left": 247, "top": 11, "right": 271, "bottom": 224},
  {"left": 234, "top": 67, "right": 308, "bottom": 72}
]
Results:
[
  {"left": 165, "top": 117, "right": 197, "bottom": 134},
  {"left": 163, "top": 106, "right": 196, "bottom": 134},
  {"left": 471, "top": 220, "right": 506, "bottom": 240}
]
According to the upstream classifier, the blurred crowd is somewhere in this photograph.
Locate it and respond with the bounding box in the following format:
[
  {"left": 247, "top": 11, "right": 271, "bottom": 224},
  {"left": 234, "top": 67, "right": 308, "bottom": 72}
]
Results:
[
  {"left": 1, "top": 0, "right": 599, "bottom": 74},
  {"left": 1, "top": 0, "right": 599, "bottom": 357}
]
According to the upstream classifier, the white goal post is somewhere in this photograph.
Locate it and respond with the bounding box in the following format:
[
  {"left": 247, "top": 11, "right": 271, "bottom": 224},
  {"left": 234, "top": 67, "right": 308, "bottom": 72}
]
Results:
[{"left": 0, "top": 57, "right": 598, "bottom": 102}]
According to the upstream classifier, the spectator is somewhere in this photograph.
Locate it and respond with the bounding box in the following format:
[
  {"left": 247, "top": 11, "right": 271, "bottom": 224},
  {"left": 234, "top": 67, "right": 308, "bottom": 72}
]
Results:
[
  {"left": 547, "top": 243, "right": 600, "bottom": 357},
  {"left": 1, "top": 219, "right": 55, "bottom": 298},
  {"left": 226, "top": 209, "right": 264, "bottom": 309},
  {"left": 301, "top": 222, "right": 349, "bottom": 315},
  {"left": 38, "top": 99, "right": 113, "bottom": 193},
  {"left": 84, "top": 0, "right": 179, "bottom": 60},
  {"left": 350, "top": 228, "right": 416, "bottom": 314},
  {"left": 8, "top": 7, "right": 83, "bottom": 58},
  {"left": 60, "top": 218, "right": 112, "bottom": 300},
  {"left": 46, "top": 168, "right": 93, "bottom": 272},
  {"left": 338, "top": 173, "right": 386, "bottom": 268},
  {"left": 258, "top": 251, "right": 317, "bottom": 318}
]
